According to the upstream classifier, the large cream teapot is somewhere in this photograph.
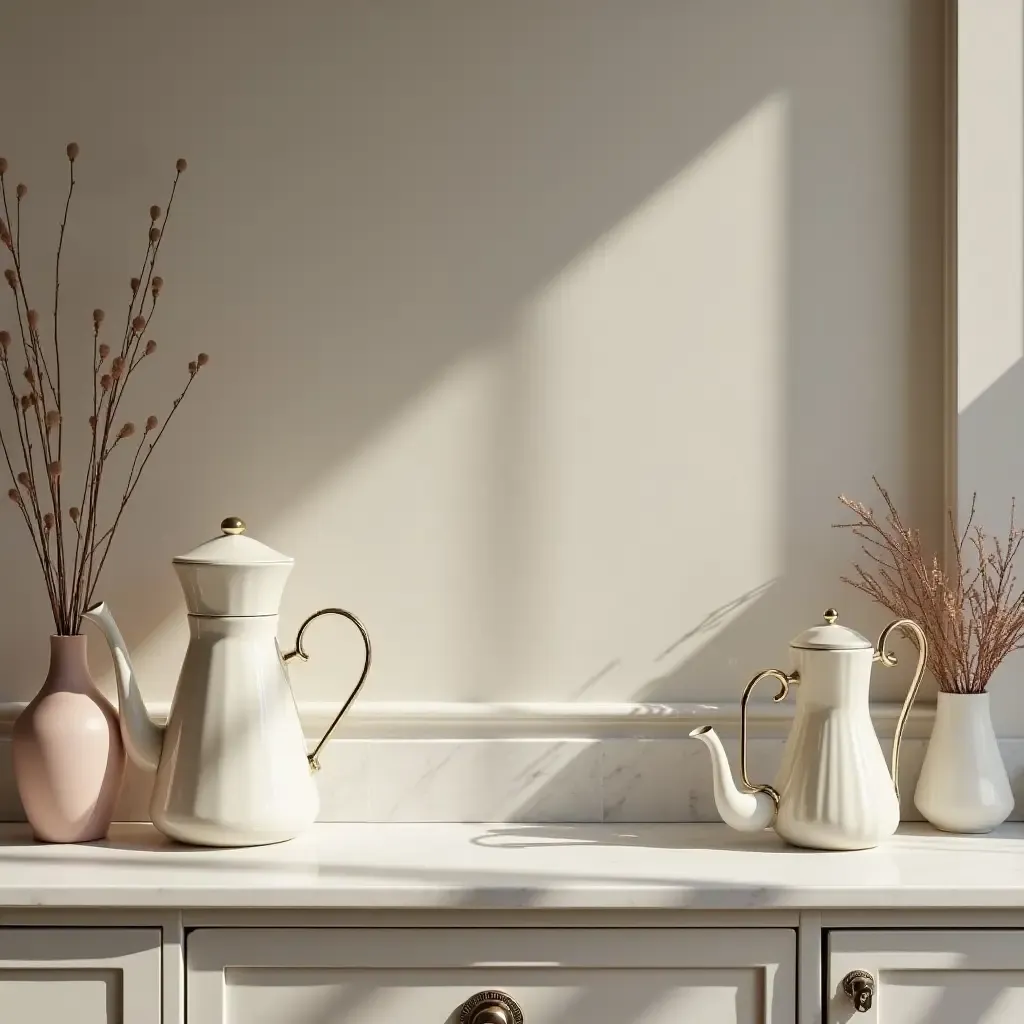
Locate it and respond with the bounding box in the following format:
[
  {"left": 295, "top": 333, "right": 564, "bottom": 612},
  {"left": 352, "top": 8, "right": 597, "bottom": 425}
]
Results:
[
  {"left": 690, "top": 609, "right": 927, "bottom": 850},
  {"left": 84, "top": 517, "right": 371, "bottom": 848}
]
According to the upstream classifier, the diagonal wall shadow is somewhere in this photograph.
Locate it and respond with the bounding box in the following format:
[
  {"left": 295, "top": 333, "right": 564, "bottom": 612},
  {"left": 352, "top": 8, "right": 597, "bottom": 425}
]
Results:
[
  {"left": 479, "top": 0, "right": 947, "bottom": 829},
  {"left": 641, "top": 0, "right": 945, "bottom": 709},
  {"left": 0, "top": 0, "right": 930, "bottom": 701}
]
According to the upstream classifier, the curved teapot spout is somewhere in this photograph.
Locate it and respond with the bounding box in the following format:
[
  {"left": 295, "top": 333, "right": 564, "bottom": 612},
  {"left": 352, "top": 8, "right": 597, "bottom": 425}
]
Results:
[
  {"left": 689, "top": 726, "right": 775, "bottom": 832},
  {"left": 83, "top": 602, "right": 164, "bottom": 772}
]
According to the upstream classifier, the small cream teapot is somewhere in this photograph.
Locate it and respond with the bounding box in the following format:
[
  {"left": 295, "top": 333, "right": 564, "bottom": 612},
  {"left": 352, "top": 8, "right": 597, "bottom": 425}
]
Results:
[{"left": 690, "top": 609, "right": 927, "bottom": 850}]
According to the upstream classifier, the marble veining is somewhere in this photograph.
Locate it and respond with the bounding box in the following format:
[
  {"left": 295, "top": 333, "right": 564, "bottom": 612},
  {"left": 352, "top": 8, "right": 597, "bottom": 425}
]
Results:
[
  {"left": 365, "top": 740, "right": 603, "bottom": 823},
  {"left": 0, "top": 735, "right": 1021, "bottom": 824}
]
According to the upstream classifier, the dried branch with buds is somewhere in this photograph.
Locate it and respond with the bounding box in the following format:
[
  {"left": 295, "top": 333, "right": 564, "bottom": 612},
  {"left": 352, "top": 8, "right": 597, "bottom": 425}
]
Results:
[
  {"left": 0, "top": 145, "right": 208, "bottom": 634},
  {"left": 835, "top": 478, "right": 1024, "bottom": 693}
]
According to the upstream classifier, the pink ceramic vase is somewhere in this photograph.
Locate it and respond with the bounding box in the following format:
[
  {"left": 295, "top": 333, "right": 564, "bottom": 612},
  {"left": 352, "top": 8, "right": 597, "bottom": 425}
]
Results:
[{"left": 12, "top": 635, "right": 125, "bottom": 842}]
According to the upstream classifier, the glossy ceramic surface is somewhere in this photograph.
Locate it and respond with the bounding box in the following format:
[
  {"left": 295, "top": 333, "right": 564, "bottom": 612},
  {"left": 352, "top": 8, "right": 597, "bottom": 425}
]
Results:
[
  {"left": 691, "top": 610, "right": 926, "bottom": 851},
  {"left": 915, "top": 691, "right": 1013, "bottom": 834},
  {"left": 84, "top": 518, "right": 369, "bottom": 848},
  {"left": 173, "top": 522, "right": 293, "bottom": 617},
  {"left": 159, "top": 615, "right": 317, "bottom": 846},
  {"left": 772, "top": 646, "right": 899, "bottom": 849},
  {"left": 12, "top": 635, "right": 125, "bottom": 843}
]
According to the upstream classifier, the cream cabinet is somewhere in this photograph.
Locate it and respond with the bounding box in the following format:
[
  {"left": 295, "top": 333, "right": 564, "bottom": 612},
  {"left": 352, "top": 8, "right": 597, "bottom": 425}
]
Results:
[
  {"left": 9, "top": 919, "right": 1024, "bottom": 1023},
  {"left": 186, "top": 927, "right": 797, "bottom": 1024},
  {"left": 828, "top": 930, "right": 1024, "bottom": 1023},
  {"left": 0, "top": 927, "right": 161, "bottom": 1024}
]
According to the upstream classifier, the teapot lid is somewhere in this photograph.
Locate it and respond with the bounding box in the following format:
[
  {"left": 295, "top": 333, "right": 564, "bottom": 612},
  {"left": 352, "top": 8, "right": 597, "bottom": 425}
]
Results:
[
  {"left": 173, "top": 517, "right": 292, "bottom": 566},
  {"left": 789, "top": 609, "right": 873, "bottom": 651}
]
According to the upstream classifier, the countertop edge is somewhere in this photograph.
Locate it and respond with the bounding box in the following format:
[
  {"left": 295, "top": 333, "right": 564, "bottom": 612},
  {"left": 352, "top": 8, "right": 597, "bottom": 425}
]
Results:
[
  {"left": 0, "top": 821, "right": 1021, "bottom": 912},
  {"left": 0, "top": 887, "right": 1023, "bottom": 911}
]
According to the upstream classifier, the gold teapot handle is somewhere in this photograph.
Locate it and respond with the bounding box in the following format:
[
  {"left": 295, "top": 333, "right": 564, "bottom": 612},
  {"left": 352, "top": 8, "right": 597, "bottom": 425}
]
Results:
[
  {"left": 282, "top": 607, "right": 372, "bottom": 772},
  {"left": 739, "top": 668, "right": 797, "bottom": 806},
  {"left": 875, "top": 618, "right": 928, "bottom": 802}
]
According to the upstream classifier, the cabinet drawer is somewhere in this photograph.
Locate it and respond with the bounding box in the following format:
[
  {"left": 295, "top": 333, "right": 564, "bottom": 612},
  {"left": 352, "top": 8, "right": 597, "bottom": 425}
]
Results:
[
  {"left": 828, "top": 930, "right": 1024, "bottom": 1023},
  {"left": 188, "top": 927, "right": 796, "bottom": 1024},
  {"left": 0, "top": 927, "right": 160, "bottom": 1024}
]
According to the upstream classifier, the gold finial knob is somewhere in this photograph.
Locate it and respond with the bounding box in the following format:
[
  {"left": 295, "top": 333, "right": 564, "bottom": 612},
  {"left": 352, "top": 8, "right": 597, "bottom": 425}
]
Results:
[
  {"left": 221, "top": 516, "right": 246, "bottom": 536},
  {"left": 824, "top": 608, "right": 838, "bottom": 624}
]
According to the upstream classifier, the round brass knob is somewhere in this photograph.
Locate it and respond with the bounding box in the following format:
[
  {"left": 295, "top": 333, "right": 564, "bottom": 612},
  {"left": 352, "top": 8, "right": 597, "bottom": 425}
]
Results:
[
  {"left": 824, "top": 608, "right": 838, "bottom": 624},
  {"left": 472, "top": 1010, "right": 509, "bottom": 1024},
  {"left": 220, "top": 516, "right": 246, "bottom": 535},
  {"left": 459, "top": 990, "right": 524, "bottom": 1024},
  {"left": 842, "top": 969, "right": 875, "bottom": 1012}
]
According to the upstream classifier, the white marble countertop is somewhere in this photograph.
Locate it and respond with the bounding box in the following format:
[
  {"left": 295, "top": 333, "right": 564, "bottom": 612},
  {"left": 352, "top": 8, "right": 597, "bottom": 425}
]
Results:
[{"left": 0, "top": 822, "right": 1022, "bottom": 910}]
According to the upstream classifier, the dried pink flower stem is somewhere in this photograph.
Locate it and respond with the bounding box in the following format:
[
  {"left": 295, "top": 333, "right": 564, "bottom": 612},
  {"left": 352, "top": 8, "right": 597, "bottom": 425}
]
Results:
[
  {"left": 79, "top": 190, "right": 163, "bottom": 600},
  {"left": 0, "top": 387, "right": 55, "bottom": 619},
  {"left": 112, "top": 167, "right": 181, "bottom": 418},
  {"left": 67, "top": 316, "right": 102, "bottom": 620},
  {"left": 51, "top": 149, "right": 74, "bottom": 619},
  {"left": 0, "top": 373, "right": 49, "bottom": 598},
  {"left": 0, "top": 217, "right": 46, "bottom": 550},
  {"left": 76, "top": 162, "right": 187, "bottom": 629},
  {"left": 0, "top": 149, "right": 205, "bottom": 634},
  {"left": 2, "top": 168, "right": 67, "bottom": 626},
  {"left": 19, "top": 399, "right": 59, "bottom": 619},
  {"left": 5, "top": 195, "right": 56, "bottom": 406},
  {"left": 84, "top": 358, "right": 205, "bottom": 611}
]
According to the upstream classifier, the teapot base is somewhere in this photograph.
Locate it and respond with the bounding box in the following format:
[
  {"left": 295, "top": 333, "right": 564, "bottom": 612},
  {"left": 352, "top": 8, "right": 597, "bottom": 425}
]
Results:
[
  {"left": 778, "top": 831, "right": 882, "bottom": 852},
  {"left": 153, "top": 812, "right": 313, "bottom": 848},
  {"left": 775, "top": 809, "right": 896, "bottom": 851}
]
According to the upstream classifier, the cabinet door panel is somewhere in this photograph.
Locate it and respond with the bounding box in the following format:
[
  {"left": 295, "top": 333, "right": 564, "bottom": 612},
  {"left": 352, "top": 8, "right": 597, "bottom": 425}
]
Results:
[
  {"left": 829, "top": 930, "right": 1024, "bottom": 1023},
  {"left": 189, "top": 927, "right": 796, "bottom": 1024},
  {"left": 0, "top": 928, "right": 161, "bottom": 1024}
]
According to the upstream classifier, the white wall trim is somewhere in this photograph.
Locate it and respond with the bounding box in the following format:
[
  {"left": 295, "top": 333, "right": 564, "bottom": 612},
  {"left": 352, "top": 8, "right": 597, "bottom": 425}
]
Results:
[{"left": 0, "top": 699, "right": 937, "bottom": 740}]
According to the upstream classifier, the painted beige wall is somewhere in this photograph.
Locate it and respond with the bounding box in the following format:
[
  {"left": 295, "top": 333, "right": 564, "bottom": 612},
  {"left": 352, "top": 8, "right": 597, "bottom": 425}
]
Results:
[{"left": 0, "top": 2, "right": 944, "bottom": 711}]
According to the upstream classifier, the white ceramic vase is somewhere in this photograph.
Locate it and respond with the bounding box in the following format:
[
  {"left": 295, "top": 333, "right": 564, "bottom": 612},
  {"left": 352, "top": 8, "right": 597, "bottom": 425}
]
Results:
[{"left": 915, "top": 691, "right": 1013, "bottom": 833}]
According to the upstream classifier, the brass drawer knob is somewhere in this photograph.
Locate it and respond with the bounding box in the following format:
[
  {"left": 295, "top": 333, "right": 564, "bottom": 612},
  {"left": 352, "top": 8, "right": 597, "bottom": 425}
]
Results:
[
  {"left": 842, "top": 969, "right": 875, "bottom": 1012},
  {"left": 460, "top": 990, "right": 524, "bottom": 1024}
]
